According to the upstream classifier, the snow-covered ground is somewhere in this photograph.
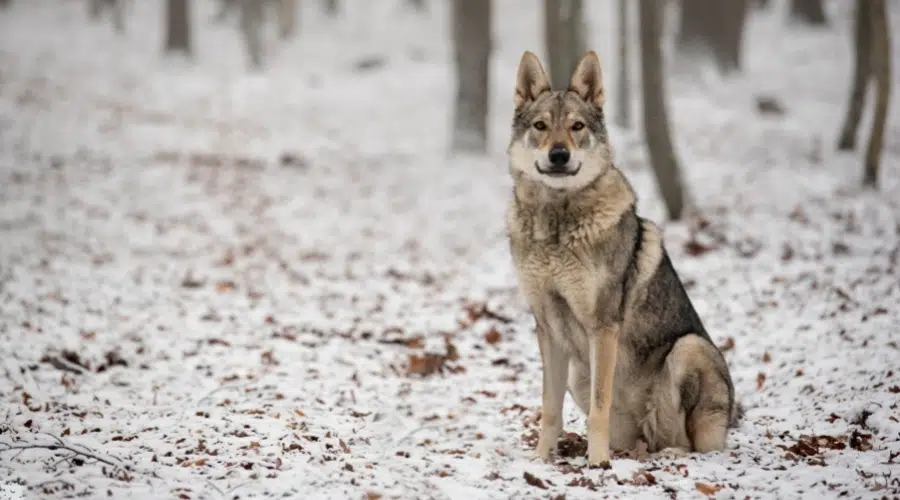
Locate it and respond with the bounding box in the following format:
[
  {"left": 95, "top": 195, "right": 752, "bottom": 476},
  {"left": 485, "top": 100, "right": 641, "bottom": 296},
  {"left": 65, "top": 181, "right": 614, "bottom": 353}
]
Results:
[{"left": 1, "top": 1, "right": 899, "bottom": 498}]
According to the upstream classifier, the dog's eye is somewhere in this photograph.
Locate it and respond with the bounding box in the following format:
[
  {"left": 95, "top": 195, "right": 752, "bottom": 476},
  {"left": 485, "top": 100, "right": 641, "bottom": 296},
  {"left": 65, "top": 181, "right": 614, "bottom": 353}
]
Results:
[
  {"left": 571, "top": 121, "right": 585, "bottom": 131},
  {"left": 533, "top": 121, "right": 547, "bottom": 131}
]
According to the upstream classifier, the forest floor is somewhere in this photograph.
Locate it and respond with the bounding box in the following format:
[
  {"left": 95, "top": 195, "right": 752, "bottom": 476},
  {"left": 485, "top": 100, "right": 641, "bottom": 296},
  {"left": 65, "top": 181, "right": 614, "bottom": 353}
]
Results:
[{"left": 1, "top": 1, "right": 899, "bottom": 499}]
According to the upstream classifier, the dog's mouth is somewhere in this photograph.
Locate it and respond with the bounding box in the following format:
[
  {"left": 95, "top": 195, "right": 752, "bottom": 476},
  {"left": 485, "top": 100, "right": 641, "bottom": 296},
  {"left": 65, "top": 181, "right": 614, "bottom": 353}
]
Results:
[{"left": 535, "top": 161, "right": 581, "bottom": 177}]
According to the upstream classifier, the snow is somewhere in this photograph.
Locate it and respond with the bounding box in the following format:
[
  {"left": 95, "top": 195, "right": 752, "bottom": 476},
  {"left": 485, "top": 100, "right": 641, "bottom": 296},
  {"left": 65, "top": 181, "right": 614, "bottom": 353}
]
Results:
[{"left": 1, "top": 0, "right": 899, "bottom": 499}]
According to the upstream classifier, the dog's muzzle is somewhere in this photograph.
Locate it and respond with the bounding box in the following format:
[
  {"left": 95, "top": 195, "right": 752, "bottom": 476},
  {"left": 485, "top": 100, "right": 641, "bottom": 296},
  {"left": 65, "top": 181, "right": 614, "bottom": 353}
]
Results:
[{"left": 535, "top": 161, "right": 582, "bottom": 177}]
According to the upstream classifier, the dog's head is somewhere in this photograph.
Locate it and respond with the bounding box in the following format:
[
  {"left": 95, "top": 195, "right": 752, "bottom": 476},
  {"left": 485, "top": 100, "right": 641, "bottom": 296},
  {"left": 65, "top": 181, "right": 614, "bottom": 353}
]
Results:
[{"left": 507, "top": 51, "right": 612, "bottom": 191}]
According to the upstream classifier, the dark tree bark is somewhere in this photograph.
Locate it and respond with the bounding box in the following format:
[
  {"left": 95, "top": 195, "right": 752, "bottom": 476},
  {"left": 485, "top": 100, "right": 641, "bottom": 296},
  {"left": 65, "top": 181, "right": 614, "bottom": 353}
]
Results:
[
  {"left": 614, "top": 0, "right": 631, "bottom": 128},
  {"left": 543, "top": 0, "right": 586, "bottom": 91},
  {"left": 165, "top": 0, "right": 192, "bottom": 55},
  {"left": 677, "top": 0, "right": 747, "bottom": 74},
  {"left": 640, "top": 0, "right": 685, "bottom": 220},
  {"left": 837, "top": 0, "right": 872, "bottom": 151},
  {"left": 789, "top": 0, "right": 827, "bottom": 25},
  {"left": 863, "top": 0, "right": 890, "bottom": 188},
  {"left": 451, "top": 0, "right": 492, "bottom": 153}
]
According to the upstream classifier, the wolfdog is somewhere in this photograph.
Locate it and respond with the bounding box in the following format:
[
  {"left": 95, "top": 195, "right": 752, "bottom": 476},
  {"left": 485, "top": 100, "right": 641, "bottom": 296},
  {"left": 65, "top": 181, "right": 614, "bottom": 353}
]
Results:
[{"left": 505, "top": 51, "right": 740, "bottom": 467}]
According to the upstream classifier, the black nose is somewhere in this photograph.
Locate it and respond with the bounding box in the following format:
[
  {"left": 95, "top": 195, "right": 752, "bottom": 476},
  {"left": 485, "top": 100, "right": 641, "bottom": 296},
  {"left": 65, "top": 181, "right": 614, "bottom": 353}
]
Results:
[{"left": 548, "top": 145, "right": 570, "bottom": 166}]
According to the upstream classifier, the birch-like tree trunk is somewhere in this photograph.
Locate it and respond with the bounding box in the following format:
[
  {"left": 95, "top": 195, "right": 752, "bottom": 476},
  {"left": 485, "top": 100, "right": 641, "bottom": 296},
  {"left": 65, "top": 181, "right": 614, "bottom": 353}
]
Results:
[{"left": 451, "top": 0, "right": 492, "bottom": 153}]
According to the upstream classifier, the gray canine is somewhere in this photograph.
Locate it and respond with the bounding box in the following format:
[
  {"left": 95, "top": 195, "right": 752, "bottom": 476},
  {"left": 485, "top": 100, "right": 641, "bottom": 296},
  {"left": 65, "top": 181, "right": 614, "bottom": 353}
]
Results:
[{"left": 505, "top": 50, "right": 740, "bottom": 468}]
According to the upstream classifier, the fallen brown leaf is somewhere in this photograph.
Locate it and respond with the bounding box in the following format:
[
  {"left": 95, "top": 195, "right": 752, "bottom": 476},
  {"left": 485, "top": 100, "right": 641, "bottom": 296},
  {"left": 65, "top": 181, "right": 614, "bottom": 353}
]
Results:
[
  {"left": 484, "top": 327, "right": 501, "bottom": 345},
  {"left": 695, "top": 482, "right": 723, "bottom": 497},
  {"left": 523, "top": 471, "right": 548, "bottom": 489}
]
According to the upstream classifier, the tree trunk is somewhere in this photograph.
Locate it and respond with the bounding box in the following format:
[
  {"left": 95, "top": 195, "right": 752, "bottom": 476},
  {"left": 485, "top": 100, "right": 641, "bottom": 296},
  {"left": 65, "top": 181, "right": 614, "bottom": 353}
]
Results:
[
  {"left": 640, "top": 0, "right": 685, "bottom": 221},
  {"left": 110, "top": 0, "right": 125, "bottom": 33},
  {"left": 215, "top": 0, "right": 236, "bottom": 22},
  {"left": 543, "top": 0, "right": 586, "bottom": 91},
  {"left": 715, "top": 0, "right": 747, "bottom": 73},
  {"left": 677, "top": 0, "right": 717, "bottom": 56},
  {"left": 164, "top": 0, "right": 192, "bottom": 55},
  {"left": 863, "top": 0, "right": 891, "bottom": 188},
  {"left": 837, "top": 0, "right": 872, "bottom": 151},
  {"left": 789, "top": 0, "right": 827, "bottom": 25},
  {"left": 615, "top": 0, "right": 630, "bottom": 128},
  {"left": 451, "top": 0, "right": 491, "bottom": 153},
  {"left": 677, "top": 0, "right": 747, "bottom": 75},
  {"left": 89, "top": 0, "right": 104, "bottom": 19},
  {"left": 275, "top": 0, "right": 297, "bottom": 39},
  {"left": 240, "top": 0, "right": 264, "bottom": 69},
  {"left": 323, "top": 0, "right": 339, "bottom": 16}
]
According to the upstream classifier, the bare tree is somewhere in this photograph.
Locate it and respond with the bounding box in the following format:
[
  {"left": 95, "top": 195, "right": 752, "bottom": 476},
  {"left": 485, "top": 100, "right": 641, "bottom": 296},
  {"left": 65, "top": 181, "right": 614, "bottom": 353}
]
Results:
[
  {"left": 641, "top": 0, "right": 685, "bottom": 220},
  {"left": 677, "top": 0, "right": 748, "bottom": 74},
  {"left": 451, "top": 0, "right": 492, "bottom": 153},
  {"left": 165, "top": 0, "right": 192, "bottom": 55},
  {"left": 543, "top": 0, "right": 586, "bottom": 90},
  {"left": 615, "top": 0, "right": 631, "bottom": 128},
  {"left": 837, "top": 0, "right": 872, "bottom": 151},
  {"left": 240, "top": 0, "right": 264, "bottom": 69},
  {"left": 836, "top": 0, "right": 891, "bottom": 188},
  {"left": 863, "top": 0, "right": 890, "bottom": 187},
  {"left": 275, "top": 0, "right": 297, "bottom": 39},
  {"left": 789, "top": 0, "right": 827, "bottom": 25}
]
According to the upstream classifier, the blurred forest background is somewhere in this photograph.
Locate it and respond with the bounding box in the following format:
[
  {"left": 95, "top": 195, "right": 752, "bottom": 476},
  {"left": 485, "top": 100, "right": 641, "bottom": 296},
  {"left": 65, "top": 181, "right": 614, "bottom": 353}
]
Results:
[
  {"left": 39, "top": 0, "right": 894, "bottom": 222},
  {"left": 2, "top": 2, "right": 900, "bottom": 498}
]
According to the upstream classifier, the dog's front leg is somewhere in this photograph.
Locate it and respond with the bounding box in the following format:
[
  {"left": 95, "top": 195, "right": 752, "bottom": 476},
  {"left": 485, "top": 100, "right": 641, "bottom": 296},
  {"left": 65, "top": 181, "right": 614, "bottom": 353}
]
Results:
[
  {"left": 534, "top": 321, "right": 569, "bottom": 461},
  {"left": 587, "top": 323, "right": 620, "bottom": 468}
]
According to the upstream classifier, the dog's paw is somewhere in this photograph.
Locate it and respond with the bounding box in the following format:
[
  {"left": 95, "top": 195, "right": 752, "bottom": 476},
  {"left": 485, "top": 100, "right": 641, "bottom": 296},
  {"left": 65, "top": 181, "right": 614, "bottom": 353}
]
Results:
[
  {"left": 656, "top": 447, "right": 689, "bottom": 459},
  {"left": 587, "top": 442, "right": 611, "bottom": 468},
  {"left": 534, "top": 438, "right": 555, "bottom": 462}
]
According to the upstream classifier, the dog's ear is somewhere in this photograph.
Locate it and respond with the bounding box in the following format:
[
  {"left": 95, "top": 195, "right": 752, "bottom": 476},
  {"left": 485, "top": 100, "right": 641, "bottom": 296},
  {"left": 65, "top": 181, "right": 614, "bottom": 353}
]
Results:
[
  {"left": 515, "top": 51, "right": 551, "bottom": 109},
  {"left": 569, "top": 51, "right": 605, "bottom": 108}
]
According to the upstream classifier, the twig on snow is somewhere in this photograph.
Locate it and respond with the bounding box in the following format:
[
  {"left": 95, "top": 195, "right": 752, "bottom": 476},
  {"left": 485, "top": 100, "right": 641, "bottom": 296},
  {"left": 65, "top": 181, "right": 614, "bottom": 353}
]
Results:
[{"left": 0, "top": 441, "right": 123, "bottom": 469}]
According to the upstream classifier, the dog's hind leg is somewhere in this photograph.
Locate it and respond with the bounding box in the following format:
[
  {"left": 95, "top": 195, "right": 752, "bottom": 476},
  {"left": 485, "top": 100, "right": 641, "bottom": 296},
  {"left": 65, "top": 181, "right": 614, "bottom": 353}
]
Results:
[
  {"left": 643, "top": 334, "right": 733, "bottom": 453},
  {"left": 665, "top": 334, "right": 732, "bottom": 453}
]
